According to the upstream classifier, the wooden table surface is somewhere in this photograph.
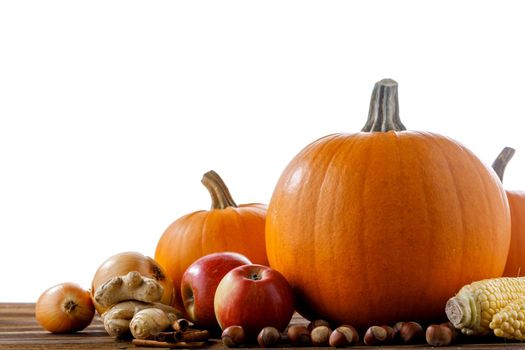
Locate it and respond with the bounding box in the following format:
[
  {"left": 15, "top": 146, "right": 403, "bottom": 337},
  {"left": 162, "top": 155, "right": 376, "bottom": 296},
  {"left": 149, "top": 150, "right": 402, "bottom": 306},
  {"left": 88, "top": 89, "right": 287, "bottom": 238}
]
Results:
[{"left": 2, "top": 303, "right": 525, "bottom": 349}]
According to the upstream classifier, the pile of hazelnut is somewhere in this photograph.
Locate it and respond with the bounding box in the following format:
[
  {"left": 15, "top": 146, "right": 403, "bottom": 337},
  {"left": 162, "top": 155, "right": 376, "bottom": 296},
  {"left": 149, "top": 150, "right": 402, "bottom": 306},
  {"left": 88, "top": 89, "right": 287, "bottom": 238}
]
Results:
[{"left": 221, "top": 319, "right": 457, "bottom": 347}]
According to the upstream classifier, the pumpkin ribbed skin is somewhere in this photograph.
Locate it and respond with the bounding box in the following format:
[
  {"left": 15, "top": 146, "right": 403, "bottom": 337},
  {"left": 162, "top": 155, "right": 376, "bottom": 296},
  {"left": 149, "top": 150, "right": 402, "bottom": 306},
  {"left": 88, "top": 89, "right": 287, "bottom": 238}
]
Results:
[
  {"left": 502, "top": 192, "right": 525, "bottom": 277},
  {"left": 155, "top": 171, "right": 268, "bottom": 308},
  {"left": 156, "top": 203, "right": 268, "bottom": 292},
  {"left": 266, "top": 80, "right": 511, "bottom": 328}
]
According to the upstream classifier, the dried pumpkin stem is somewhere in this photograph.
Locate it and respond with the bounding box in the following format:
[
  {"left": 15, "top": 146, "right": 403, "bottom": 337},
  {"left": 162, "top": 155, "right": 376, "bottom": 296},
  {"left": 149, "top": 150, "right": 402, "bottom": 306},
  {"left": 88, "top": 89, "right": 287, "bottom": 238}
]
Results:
[
  {"left": 362, "top": 78, "right": 406, "bottom": 132},
  {"left": 201, "top": 170, "right": 238, "bottom": 209},
  {"left": 492, "top": 147, "right": 516, "bottom": 182}
]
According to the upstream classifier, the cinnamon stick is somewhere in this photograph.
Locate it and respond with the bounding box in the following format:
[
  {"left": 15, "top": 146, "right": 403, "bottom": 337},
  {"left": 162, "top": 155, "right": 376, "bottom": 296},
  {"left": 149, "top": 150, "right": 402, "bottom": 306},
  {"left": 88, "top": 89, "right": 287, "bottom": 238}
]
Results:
[
  {"left": 172, "top": 318, "right": 191, "bottom": 331},
  {"left": 181, "top": 330, "right": 210, "bottom": 342},
  {"left": 153, "top": 331, "right": 183, "bottom": 342},
  {"left": 132, "top": 339, "right": 205, "bottom": 348}
]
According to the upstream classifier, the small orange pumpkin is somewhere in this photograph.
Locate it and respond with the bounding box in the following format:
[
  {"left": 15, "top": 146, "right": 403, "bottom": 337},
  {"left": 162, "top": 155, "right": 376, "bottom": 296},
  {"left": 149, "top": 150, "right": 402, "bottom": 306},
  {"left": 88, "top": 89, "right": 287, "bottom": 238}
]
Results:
[
  {"left": 492, "top": 147, "right": 525, "bottom": 277},
  {"left": 155, "top": 170, "right": 268, "bottom": 307},
  {"left": 266, "top": 79, "right": 511, "bottom": 328}
]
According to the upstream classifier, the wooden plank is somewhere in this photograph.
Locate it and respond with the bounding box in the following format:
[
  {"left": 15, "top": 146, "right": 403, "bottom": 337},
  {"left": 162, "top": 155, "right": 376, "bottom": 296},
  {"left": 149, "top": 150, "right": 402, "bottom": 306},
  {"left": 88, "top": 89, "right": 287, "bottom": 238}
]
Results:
[
  {"left": 2, "top": 303, "right": 525, "bottom": 349},
  {"left": 0, "top": 303, "right": 128, "bottom": 349}
]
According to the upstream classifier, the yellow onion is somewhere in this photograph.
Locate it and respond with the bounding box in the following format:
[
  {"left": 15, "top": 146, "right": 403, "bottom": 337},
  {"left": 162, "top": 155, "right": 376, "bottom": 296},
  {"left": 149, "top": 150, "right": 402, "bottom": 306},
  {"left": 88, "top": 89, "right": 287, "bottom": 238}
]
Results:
[
  {"left": 91, "top": 251, "right": 175, "bottom": 314},
  {"left": 35, "top": 282, "right": 95, "bottom": 333}
]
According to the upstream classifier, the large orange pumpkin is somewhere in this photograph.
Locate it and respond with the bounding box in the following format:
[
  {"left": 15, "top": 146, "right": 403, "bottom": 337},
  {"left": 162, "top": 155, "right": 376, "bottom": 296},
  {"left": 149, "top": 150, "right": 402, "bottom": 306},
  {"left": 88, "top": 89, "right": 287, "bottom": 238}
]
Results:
[
  {"left": 265, "top": 79, "right": 511, "bottom": 328},
  {"left": 155, "top": 170, "right": 268, "bottom": 308},
  {"left": 492, "top": 147, "right": 525, "bottom": 277}
]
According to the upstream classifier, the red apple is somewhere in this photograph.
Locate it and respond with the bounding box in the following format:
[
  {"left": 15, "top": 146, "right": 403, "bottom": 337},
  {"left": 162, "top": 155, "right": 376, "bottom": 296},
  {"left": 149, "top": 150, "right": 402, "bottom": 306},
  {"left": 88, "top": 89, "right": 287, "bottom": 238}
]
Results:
[
  {"left": 214, "top": 264, "right": 294, "bottom": 340},
  {"left": 181, "top": 252, "right": 251, "bottom": 329}
]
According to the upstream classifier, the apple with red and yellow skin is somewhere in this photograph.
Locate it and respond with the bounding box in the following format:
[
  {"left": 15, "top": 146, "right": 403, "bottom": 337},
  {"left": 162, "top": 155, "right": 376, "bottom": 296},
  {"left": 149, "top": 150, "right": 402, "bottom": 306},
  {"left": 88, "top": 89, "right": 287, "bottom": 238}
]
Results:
[
  {"left": 214, "top": 264, "right": 295, "bottom": 340},
  {"left": 180, "top": 252, "right": 251, "bottom": 329}
]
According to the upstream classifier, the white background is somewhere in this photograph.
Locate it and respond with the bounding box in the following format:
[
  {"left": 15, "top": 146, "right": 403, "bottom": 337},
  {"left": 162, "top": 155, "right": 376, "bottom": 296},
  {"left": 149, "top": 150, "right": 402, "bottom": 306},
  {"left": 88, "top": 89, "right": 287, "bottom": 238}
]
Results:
[{"left": 1, "top": 1, "right": 524, "bottom": 302}]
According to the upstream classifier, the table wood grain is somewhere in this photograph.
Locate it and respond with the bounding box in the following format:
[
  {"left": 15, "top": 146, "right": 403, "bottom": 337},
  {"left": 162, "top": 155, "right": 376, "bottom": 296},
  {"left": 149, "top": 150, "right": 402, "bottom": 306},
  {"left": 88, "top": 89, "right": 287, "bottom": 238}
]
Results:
[{"left": 2, "top": 303, "right": 525, "bottom": 349}]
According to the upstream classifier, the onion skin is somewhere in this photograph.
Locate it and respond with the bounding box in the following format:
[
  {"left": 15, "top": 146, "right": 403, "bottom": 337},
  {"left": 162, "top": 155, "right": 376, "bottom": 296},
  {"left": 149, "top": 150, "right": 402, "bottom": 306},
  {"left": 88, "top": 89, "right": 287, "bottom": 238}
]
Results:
[
  {"left": 35, "top": 282, "right": 95, "bottom": 333},
  {"left": 91, "top": 251, "right": 175, "bottom": 314}
]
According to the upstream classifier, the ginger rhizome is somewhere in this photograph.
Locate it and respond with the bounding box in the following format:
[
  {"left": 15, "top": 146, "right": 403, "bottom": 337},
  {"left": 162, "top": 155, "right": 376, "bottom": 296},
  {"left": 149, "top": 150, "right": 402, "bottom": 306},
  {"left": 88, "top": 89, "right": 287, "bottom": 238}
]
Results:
[
  {"left": 102, "top": 300, "right": 182, "bottom": 337},
  {"left": 94, "top": 271, "right": 164, "bottom": 309},
  {"left": 92, "top": 269, "right": 183, "bottom": 338}
]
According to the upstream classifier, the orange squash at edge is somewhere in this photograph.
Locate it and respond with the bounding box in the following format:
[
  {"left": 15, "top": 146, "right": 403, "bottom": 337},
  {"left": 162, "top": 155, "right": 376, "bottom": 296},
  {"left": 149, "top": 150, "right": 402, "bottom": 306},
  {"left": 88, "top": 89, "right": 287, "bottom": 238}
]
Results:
[
  {"left": 265, "top": 79, "right": 511, "bottom": 329},
  {"left": 155, "top": 170, "right": 268, "bottom": 309},
  {"left": 493, "top": 147, "right": 525, "bottom": 277}
]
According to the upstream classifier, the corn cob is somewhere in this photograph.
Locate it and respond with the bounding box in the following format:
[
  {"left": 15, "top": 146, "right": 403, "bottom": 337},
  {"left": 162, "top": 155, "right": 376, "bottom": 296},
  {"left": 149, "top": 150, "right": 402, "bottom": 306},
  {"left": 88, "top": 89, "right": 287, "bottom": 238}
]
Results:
[
  {"left": 445, "top": 277, "right": 525, "bottom": 336},
  {"left": 489, "top": 297, "right": 525, "bottom": 340}
]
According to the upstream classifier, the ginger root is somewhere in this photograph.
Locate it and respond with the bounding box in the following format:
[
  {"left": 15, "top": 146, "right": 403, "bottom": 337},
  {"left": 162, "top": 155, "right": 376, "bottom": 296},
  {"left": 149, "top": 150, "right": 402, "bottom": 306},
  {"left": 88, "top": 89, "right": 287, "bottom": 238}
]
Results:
[
  {"left": 94, "top": 271, "right": 164, "bottom": 309},
  {"left": 102, "top": 300, "right": 182, "bottom": 338},
  {"left": 130, "top": 308, "right": 177, "bottom": 339}
]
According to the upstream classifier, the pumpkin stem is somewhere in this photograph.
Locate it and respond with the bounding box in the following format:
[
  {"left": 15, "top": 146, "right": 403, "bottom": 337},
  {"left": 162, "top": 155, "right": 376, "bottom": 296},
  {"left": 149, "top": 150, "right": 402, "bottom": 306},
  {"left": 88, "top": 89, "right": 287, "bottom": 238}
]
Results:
[
  {"left": 361, "top": 78, "right": 407, "bottom": 132},
  {"left": 201, "top": 170, "right": 238, "bottom": 209},
  {"left": 491, "top": 147, "right": 516, "bottom": 182}
]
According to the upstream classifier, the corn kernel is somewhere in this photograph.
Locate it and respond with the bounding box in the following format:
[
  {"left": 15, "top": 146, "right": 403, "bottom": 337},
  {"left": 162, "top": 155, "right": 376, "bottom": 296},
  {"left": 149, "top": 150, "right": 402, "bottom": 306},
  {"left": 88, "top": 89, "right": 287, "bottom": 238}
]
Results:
[
  {"left": 492, "top": 314, "right": 503, "bottom": 325},
  {"left": 481, "top": 311, "right": 492, "bottom": 323}
]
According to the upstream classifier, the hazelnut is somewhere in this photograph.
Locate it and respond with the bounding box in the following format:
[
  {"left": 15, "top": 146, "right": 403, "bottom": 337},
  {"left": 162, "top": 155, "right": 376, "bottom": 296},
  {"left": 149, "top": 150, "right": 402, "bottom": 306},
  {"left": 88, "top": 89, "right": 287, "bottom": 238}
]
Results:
[
  {"left": 440, "top": 321, "right": 458, "bottom": 341},
  {"left": 381, "top": 325, "right": 395, "bottom": 342},
  {"left": 342, "top": 324, "right": 359, "bottom": 343},
  {"left": 307, "top": 319, "right": 331, "bottom": 331},
  {"left": 426, "top": 324, "right": 453, "bottom": 347},
  {"left": 399, "top": 321, "right": 424, "bottom": 344},
  {"left": 364, "top": 326, "right": 388, "bottom": 345},
  {"left": 393, "top": 321, "right": 405, "bottom": 331},
  {"left": 310, "top": 325, "right": 332, "bottom": 346},
  {"left": 257, "top": 326, "right": 281, "bottom": 347},
  {"left": 221, "top": 325, "right": 245, "bottom": 348},
  {"left": 329, "top": 325, "right": 359, "bottom": 347},
  {"left": 392, "top": 321, "right": 404, "bottom": 341},
  {"left": 287, "top": 325, "right": 311, "bottom": 346}
]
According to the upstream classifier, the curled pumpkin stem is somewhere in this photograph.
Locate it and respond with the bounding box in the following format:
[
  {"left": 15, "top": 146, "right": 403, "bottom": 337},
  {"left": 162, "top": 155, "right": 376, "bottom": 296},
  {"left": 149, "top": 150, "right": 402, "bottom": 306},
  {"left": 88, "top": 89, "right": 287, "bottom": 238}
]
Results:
[
  {"left": 201, "top": 170, "right": 238, "bottom": 209},
  {"left": 491, "top": 147, "right": 516, "bottom": 182}
]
